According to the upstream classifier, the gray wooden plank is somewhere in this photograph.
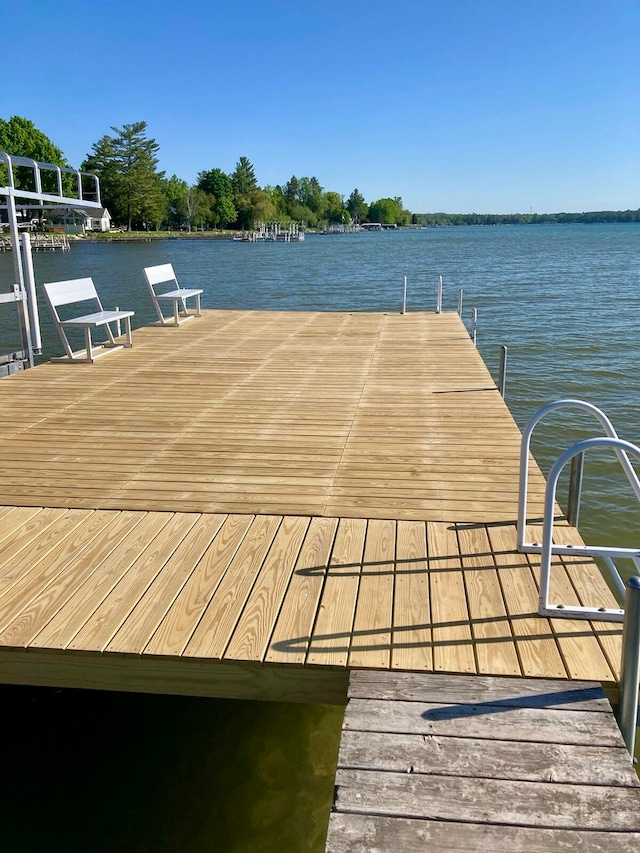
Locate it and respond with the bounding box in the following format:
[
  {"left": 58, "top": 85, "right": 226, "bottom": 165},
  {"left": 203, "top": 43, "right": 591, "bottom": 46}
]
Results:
[
  {"left": 338, "top": 730, "right": 640, "bottom": 787},
  {"left": 347, "top": 671, "right": 611, "bottom": 712},
  {"left": 343, "top": 698, "right": 625, "bottom": 747},
  {"left": 333, "top": 768, "right": 640, "bottom": 831},
  {"left": 326, "top": 813, "right": 640, "bottom": 853}
]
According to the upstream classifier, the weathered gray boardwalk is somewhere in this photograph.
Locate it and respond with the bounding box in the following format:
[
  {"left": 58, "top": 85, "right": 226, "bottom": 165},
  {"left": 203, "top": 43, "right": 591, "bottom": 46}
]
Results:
[{"left": 326, "top": 671, "right": 640, "bottom": 852}]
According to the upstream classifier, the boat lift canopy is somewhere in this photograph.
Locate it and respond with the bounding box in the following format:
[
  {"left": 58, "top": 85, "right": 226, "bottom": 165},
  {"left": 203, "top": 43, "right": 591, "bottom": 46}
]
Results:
[{"left": 0, "top": 152, "right": 102, "bottom": 370}]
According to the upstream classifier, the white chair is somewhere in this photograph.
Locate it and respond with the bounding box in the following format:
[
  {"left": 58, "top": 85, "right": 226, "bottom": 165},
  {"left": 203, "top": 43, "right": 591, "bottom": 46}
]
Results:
[
  {"left": 42, "top": 278, "right": 134, "bottom": 364},
  {"left": 143, "top": 263, "right": 203, "bottom": 326}
]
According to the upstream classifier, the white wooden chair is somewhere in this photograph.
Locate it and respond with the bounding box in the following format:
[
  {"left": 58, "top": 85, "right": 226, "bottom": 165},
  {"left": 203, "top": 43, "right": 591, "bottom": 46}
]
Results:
[
  {"left": 42, "top": 277, "right": 134, "bottom": 364},
  {"left": 143, "top": 263, "right": 203, "bottom": 326}
]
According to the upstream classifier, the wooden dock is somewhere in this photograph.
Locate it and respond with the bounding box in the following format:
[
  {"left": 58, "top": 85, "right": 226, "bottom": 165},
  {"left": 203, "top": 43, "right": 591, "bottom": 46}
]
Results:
[
  {"left": 0, "top": 310, "right": 625, "bottom": 703},
  {"left": 327, "top": 671, "right": 640, "bottom": 852}
]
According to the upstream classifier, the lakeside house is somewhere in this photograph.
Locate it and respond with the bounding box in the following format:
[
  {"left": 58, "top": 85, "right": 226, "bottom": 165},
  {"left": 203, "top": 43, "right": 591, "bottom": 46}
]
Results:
[{"left": 48, "top": 206, "right": 112, "bottom": 234}]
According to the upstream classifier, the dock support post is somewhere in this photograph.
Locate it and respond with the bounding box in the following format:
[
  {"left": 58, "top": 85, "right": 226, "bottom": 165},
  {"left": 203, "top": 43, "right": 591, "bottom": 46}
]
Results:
[
  {"left": 619, "top": 576, "right": 640, "bottom": 758},
  {"left": 21, "top": 233, "right": 42, "bottom": 354},
  {"left": 402, "top": 276, "right": 407, "bottom": 314},
  {"left": 457, "top": 288, "right": 463, "bottom": 316},
  {"left": 498, "top": 345, "right": 507, "bottom": 398},
  {"left": 471, "top": 308, "right": 477, "bottom": 346},
  {"left": 436, "top": 275, "right": 442, "bottom": 313},
  {"left": 567, "top": 452, "right": 584, "bottom": 527}
]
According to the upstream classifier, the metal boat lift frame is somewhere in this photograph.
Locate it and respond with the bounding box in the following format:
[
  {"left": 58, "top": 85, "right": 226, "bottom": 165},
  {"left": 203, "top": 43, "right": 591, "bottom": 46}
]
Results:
[{"left": 0, "top": 152, "right": 102, "bottom": 370}]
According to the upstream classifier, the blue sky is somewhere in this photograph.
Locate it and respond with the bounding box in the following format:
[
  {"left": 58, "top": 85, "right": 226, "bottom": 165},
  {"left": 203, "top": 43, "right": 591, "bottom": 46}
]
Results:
[{"left": 2, "top": 1, "right": 638, "bottom": 213}]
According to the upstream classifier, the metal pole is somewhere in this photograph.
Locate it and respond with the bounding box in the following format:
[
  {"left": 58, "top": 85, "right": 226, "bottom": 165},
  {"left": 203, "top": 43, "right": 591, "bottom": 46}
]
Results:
[
  {"left": 21, "top": 233, "right": 42, "bottom": 353},
  {"left": 566, "top": 451, "right": 584, "bottom": 527},
  {"left": 457, "top": 288, "right": 463, "bottom": 316},
  {"left": 498, "top": 345, "right": 508, "bottom": 398},
  {"left": 471, "top": 308, "right": 477, "bottom": 346},
  {"left": 402, "top": 276, "right": 407, "bottom": 314},
  {"left": 618, "top": 576, "right": 640, "bottom": 758},
  {"left": 6, "top": 191, "right": 34, "bottom": 367},
  {"left": 436, "top": 275, "right": 442, "bottom": 314}
]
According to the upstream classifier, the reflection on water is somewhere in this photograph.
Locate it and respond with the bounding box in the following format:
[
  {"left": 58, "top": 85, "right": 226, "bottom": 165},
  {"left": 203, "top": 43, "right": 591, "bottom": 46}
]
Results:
[
  {"left": 3, "top": 685, "right": 343, "bottom": 853},
  {"left": 1, "top": 225, "right": 639, "bottom": 846}
]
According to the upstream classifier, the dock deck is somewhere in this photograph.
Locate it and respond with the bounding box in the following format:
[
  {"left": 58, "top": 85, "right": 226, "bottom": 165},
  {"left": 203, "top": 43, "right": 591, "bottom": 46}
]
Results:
[
  {"left": 327, "top": 671, "right": 640, "bottom": 852},
  {"left": 0, "top": 310, "right": 624, "bottom": 702}
]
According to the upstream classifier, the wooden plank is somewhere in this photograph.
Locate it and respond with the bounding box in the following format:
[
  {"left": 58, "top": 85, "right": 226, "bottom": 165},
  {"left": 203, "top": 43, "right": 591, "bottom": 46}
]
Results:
[
  {"left": 348, "top": 519, "right": 395, "bottom": 669},
  {"left": 326, "top": 813, "right": 640, "bottom": 853},
  {"left": 0, "top": 507, "right": 71, "bottom": 573},
  {"left": 224, "top": 515, "right": 309, "bottom": 661},
  {"left": 343, "top": 698, "right": 626, "bottom": 747},
  {"left": 0, "top": 511, "right": 145, "bottom": 647},
  {"left": 487, "top": 523, "right": 568, "bottom": 678},
  {"left": 391, "top": 520, "right": 431, "bottom": 671},
  {"left": 182, "top": 515, "right": 283, "bottom": 659},
  {"left": 0, "top": 647, "right": 349, "bottom": 705},
  {"left": 332, "top": 768, "right": 640, "bottom": 831},
  {"left": 0, "top": 510, "right": 112, "bottom": 623},
  {"left": 338, "top": 729, "right": 639, "bottom": 786},
  {"left": 456, "top": 525, "right": 520, "bottom": 675},
  {"left": 527, "top": 526, "right": 616, "bottom": 681},
  {"left": 346, "top": 671, "right": 612, "bottom": 712},
  {"left": 31, "top": 512, "right": 173, "bottom": 650},
  {"left": 427, "top": 521, "right": 476, "bottom": 674},
  {"left": 144, "top": 514, "right": 254, "bottom": 657},
  {"left": 67, "top": 512, "right": 201, "bottom": 652},
  {"left": 266, "top": 516, "right": 339, "bottom": 665},
  {"left": 106, "top": 513, "right": 227, "bottom": 654},
  {"left": 306, "top": 518, "right": 367, "bottom": 667}
]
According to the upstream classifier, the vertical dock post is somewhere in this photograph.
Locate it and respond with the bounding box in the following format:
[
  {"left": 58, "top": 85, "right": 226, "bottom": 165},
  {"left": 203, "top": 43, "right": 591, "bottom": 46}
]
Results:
[
  {"left": 567, "top": 452, "right": 585, "bottom": 527},
  {"left": 436, "top": 275, "right": 442, "bottom": 313},
  {"left": 498, "top": 345, "right": 508, "bottom": 398},
  {"left": 619, "top": 576, "right": 640, "bottom": 758},
  {"left": 471, "top": 308, "right": 477, "bottom": 346},
  {"left": 402, "top": 276, "right": 407, "bottom": 314},
  {"left": 21, "top": 233, "right": 42, "bottom": 354},
  {"left": 457, "top": 288, "right": 463, "bottom": 316}
]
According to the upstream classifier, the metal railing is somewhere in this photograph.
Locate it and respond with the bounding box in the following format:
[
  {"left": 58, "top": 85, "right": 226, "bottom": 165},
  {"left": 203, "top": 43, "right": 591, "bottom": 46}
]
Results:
[
  {"left": 518, "top": 399, "right": 640, "bottom": 756},
  {"left": 518, "top": 400, "right": 640, "bottom": 621},
  {"left": 1, "top": 152, "right": 102, "bottom": 370}
]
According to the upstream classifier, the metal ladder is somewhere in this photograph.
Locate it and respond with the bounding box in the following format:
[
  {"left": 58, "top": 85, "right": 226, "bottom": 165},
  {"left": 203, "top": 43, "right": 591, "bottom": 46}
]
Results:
[
  {"left": 517, "top": 399, "right": 640, "bottom": 756},
  {"left": 518, "top": 399, "right": 640, "bottom": 622}
]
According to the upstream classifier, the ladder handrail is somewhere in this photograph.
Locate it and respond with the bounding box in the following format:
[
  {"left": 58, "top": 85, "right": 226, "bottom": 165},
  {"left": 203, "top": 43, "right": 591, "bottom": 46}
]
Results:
[
  {"left": 538, "top": 435, "right": 640, "bottom": 621},
  {"left": 517, "top": 399, "right": 640, "bottom": 549}
]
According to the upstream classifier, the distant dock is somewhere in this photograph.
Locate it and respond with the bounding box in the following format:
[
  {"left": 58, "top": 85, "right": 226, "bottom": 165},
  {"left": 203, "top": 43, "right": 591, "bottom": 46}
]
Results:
[{"left": 0, "top": 234, "right": 70, "bottom": 251}]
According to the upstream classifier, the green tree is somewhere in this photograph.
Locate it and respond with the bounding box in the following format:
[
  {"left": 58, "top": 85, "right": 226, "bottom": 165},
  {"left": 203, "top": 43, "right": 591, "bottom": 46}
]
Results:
[
  {"left": 82, "top": 121, "right": 166, "bottom": 230},
  {"left": 0, "top": 115, "right": 69, "bottom": 195},
  {"left": 368, "top": 197, "right": 402, "bottom": 224},
  {"left": 163, "top": 174, "right": 188, "bottom": 228},
  {"left": 176, "top": 186, "right": 213, "bottom": 231},
  {"left": 324, "top": 191, "right": 345, "bottom": 223},
  {"left": 230, "top": 156, "right": 259, "bottom": 229},
  {"left": 197, "top": 167, "right": 237, "bottom": 228},
  {"left": 346, "top": 188, "right": 368, "bottom": 223}
]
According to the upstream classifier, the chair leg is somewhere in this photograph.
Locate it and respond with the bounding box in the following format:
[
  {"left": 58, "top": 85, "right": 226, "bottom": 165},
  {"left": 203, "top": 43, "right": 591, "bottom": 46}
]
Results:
[{"left": 84, "top": 327, "right": 94, "bottom": 362}]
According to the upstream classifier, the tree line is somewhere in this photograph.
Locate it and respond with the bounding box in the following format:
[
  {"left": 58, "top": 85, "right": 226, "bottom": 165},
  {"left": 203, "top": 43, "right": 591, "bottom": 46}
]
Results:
[
  {"left": 2, "top": 116, "right": 638, "bottom": 231},
  {"left": 0, "top": 116, "right": 411, "bottom": 231},
  {"left": 413, "top": 210, "right": 640, "bottom": 226}
]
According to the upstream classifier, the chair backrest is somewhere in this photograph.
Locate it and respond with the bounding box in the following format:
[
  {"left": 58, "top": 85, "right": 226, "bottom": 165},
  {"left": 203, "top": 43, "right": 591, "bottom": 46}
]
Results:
[
  {"left": 143, "top": 263, "right": 178, "bottom": 295},
  {"left": 43, "top": 277, "right": 100, "bottom": 308}
]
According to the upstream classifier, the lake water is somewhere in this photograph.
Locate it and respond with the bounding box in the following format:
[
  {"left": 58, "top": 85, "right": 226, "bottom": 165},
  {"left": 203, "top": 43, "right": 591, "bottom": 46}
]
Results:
[{"left": 1, "top": 224, "right": 639, "bottom": 849}]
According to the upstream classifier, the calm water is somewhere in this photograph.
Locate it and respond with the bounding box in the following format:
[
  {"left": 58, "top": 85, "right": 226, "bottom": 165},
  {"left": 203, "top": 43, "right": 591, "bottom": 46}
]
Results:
[{"left": 1, "top": 224, "right": 639, "bottom": 849}]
